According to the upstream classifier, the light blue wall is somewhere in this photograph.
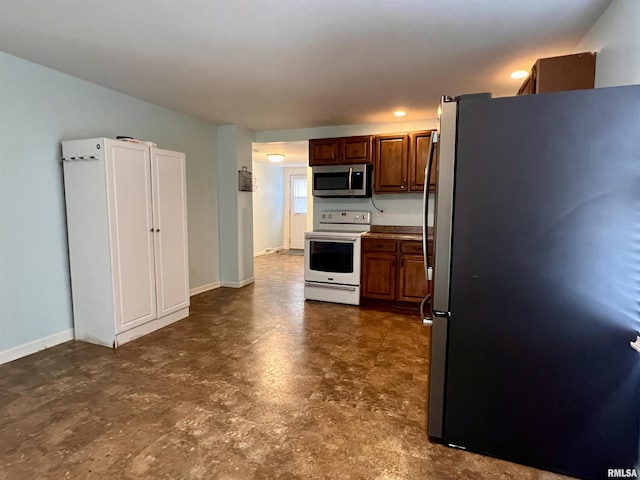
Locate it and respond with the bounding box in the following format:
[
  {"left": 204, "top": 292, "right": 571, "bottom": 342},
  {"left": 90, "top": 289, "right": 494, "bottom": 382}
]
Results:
[
  {"left": 236, "top": 127, "right": 255, "bottom": 282},
  {"left": 252, "top": 162, "right": 284, "bottom": 255},
  {"left": 255, "top": 120, "right": 437, "bottom": 228},
  {"left": 217, "top": 126, "right": 241, "bottom": 282},
  {"left": 578, "top": 0, "right": 640, "bottom": 87},
  {"left": 217, "top": 125, "right": 255, "bottom": 285},
  {"left": 0, "top": 52, "right": 219, "bottom": 353}
]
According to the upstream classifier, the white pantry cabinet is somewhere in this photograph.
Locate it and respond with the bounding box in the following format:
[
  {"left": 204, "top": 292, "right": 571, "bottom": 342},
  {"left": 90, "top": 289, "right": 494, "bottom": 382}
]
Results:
[{"left": 62, "top": 138, "right": 189, "bottom": 347}]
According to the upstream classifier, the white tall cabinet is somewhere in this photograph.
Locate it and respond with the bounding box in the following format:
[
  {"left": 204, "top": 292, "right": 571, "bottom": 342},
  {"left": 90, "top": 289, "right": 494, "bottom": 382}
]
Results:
[{"left": 62, "top": 138, "right": 189, "bottom": 347}]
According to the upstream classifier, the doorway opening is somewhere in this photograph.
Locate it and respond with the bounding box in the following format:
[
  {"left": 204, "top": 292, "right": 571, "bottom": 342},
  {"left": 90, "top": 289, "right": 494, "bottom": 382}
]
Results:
[
  {"left": 289, "top": 174, "right": 307, "bottom": 251},
  {"left": 251, "top": 141, "right": 312, "bottom": 259}
]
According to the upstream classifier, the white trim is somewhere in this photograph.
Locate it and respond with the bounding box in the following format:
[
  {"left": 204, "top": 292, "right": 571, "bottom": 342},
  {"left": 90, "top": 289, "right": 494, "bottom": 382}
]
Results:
[
  {"left": 254, "top": 245, "right": 287, "bottom": 257},
  {"left": 221, "top": 277, "right": 255, "bottom": 288},
  {"left": 0, "top": 329, "right": 75, "bottom": 366},
  {"left": 114, "top": 308, "right": 189, "bottom": 347},
  {"left": 190, "top": 282, "right": 221, "bottom": 296}
]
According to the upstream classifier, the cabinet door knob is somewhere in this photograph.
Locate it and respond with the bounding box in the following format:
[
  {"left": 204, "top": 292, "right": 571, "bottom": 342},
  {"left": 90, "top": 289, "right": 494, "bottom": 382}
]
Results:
[
  {"left": 156, "top": 228, "right": 160, "bottom": 232},
  {"left": 150, "top": 228, "right": 154, "bottom": 232}
]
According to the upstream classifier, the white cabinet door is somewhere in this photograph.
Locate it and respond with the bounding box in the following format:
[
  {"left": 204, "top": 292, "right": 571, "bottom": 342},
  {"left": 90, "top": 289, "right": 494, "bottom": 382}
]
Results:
[
  {"left": 151, "top": 149, "right": 190, "bottom": 317},
  {"left": 106, "top": 142, "right": 157, "bottom": 332}
]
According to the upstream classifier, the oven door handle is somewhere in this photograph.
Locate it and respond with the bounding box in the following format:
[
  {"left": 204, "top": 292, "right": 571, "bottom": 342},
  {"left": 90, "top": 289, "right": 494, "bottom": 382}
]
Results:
[
  {"left": 305, "top": 283, "right": 357, "bottom": 292},
  {"left": 348, "top": 167, "right": 353, "bottom": 192},
  {"left": 305, "top": 235, "right": 357, "bottom": 242}
]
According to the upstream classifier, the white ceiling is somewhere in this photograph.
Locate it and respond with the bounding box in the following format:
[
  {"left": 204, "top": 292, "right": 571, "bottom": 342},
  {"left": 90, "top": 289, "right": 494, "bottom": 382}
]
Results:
[
  {"left": 0, "top": 0, "right": 611, "bottom": 131},
  {"left": 253, "top": 141, "right": 308, "bottom": 167}
]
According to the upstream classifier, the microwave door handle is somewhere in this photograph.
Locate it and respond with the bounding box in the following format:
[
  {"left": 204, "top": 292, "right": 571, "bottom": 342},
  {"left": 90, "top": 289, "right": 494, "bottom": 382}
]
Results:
[{"left": 348, "top": 167, "right": 353, "bottom": 192}]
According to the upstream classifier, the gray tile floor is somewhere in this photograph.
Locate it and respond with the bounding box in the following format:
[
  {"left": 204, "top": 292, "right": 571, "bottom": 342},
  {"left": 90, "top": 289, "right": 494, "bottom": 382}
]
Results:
[{"left": 0, "top": 254, "right": 574, "bottom": 479}]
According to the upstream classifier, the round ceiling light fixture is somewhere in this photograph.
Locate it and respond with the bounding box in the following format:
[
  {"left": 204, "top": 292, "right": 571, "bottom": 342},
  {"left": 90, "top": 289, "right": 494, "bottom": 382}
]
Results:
[
  {"left": 510, "top": 70, "right": 528, "bottom": 79},
  {"left": 394, "top": 110, "right": 407, "bottom": 117},
  {"left": 266, "top": 153, "right": 285, "bottom": 163}
]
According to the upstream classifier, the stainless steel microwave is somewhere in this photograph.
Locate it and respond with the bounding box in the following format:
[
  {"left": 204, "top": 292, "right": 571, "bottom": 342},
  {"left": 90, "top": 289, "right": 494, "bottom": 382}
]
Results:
[{"left": 312, "top": 164, "right": 372, "bottom": 198}]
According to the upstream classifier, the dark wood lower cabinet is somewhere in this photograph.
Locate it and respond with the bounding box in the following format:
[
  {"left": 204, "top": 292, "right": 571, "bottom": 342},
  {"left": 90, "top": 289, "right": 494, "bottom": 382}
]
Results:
[
  {"left": 361, "top": 238, "right": 431, "bottom": 310},
  {"left": 361, "top": 253, "right": 396, "bottom": 300},
  {"left": 397, "top": 254, "right": 430, "bottom": 302}
]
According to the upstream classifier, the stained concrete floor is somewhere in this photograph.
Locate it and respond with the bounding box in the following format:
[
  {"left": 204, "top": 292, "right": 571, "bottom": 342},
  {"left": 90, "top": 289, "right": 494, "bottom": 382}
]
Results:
[{"left": 0, "top": 254, "right": 575, "bottom": 479}]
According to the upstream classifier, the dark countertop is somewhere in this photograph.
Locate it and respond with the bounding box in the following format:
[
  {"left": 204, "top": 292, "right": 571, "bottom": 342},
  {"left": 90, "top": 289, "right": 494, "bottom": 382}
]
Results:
[{"left": 363, "top": 225, "right": 432, "bottom": 242}]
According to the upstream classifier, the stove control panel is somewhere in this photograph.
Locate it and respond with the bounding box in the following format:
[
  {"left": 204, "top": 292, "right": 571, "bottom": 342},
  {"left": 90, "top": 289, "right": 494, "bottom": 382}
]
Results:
[{"left": 319, "top": 210, "right": 371, "bottom": 225}]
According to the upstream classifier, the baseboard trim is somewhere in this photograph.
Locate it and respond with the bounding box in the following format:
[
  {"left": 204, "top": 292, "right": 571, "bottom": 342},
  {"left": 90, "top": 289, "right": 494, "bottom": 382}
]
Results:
[
  {"left": 221, "top": 277, "right": 255, "bottom": 288},
  {"left": 190, "top": 282, "right": 221, "bottom": 296},
  {"left": 254, "top": 245, "right": 287, "bottom": 257},
  {"left": 0, "top": 328, "right": 75, "bottom": 366},
  {"left": 114, "top": 308, "right": 189, "bottom": 347}
]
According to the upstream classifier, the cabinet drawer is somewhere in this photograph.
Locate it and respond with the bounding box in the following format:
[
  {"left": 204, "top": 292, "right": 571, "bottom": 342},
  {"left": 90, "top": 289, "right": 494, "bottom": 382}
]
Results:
[
  {"left": 399, "top": 241, "right": 423, "bottom": 254},
  {"left": 362, "top": 238, "right": 397, "bottom": 253}
]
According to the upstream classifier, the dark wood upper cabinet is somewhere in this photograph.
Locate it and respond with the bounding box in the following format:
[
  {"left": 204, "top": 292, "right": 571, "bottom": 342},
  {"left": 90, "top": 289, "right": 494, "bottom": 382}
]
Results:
[
  {"left": 409, "top": 130, "right": 437, "bottom": 192},
  {"left": 374, "top": 133, "right": 409, "bottom": 192},
  {"left": 311, "top": 130, "right": 437, "bottom": 194},
  {"left": 341, "top": 136, "right": 373, "bottom": 164},
  {"left": 309, "top": 138, "right": 340, "bottom": 165},
  {"left": 309, "top": 136, "right": 373, "bottom": 166},
  {"left": 517, "top": 52, "right": 595, "bottom": 96}
]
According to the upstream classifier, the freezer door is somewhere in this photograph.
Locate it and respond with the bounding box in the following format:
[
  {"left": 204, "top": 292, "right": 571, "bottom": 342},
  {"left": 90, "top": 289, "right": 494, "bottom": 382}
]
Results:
[{"left": 442, "top": 85, "right": 640, "bottom": 480}]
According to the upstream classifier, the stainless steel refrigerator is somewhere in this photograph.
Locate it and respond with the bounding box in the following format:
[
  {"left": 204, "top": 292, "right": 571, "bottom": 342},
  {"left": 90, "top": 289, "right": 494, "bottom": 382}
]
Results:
[{"left": 425, "top": 86, "right": 640, "bottom": 480}]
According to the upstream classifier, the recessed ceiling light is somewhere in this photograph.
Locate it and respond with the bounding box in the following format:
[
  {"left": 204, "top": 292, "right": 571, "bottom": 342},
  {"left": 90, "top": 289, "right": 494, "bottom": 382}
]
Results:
[
  {"left": 266, "top": 153, "right": 285, "bottom": 163},
  {"left": 510, "top": 70, "right": 528, "bottom": 80},
  {"left": 394, "top": 110, "right": 407, "bottom": 117}
]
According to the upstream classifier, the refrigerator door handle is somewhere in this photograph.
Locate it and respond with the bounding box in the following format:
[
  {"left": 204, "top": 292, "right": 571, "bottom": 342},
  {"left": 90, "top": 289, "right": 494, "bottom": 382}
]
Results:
[
  {"left": 423, "top": 130, "right": 438, "bottom": 278},
  {"left": 421, "top": 131, "right": 438, "bottom": 324}
]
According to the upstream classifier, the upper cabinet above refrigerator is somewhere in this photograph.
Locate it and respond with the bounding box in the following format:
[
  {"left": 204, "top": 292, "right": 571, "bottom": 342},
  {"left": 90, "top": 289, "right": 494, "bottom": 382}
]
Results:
[
  {"left": 373, "top": 129, "right": 438, "bottom": 194},
  {"left": 517, "top": 52, "right": 596, "bottom": 95}
]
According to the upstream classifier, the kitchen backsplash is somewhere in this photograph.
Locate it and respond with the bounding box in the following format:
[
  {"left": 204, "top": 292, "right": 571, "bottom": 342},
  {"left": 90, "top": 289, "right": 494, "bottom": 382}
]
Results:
[{"left": 313, "top": 193, "right": 434, "bottom": 229}]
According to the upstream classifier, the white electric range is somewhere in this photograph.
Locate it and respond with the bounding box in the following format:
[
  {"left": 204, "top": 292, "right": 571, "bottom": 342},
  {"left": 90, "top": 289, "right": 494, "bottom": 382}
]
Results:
[{"left": 303, "top": 210, "right": 371, "bottom": 305}]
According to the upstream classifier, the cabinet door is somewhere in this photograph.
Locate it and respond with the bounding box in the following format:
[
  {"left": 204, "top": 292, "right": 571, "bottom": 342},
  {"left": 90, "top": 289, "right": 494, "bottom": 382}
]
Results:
[
  {"left": 535, "top": 52, "right": 595, "bottom": 93},
  {"left": 151, "top": 149, "right": 190, "bottom": 318},
  {"left": 309, "top": 138, "right": 339, "bottom": 166},
  {"left": 340, "top": 136, "right": 373, "bottom": 164},
  {"left": 374, "top": 134, "right": 409, "bottom": 192},
  {"left": 517, "top": 74, "right": 533, "bottom": 95},
  {"left": 409, "top": 130, "right": 437, "bottom": 192},
  {"left": 361, "top": 253, "right": 396, "bottom": 300},
  {"left": 428, "top": 137, "right": 438, "bottom": 192},
  {"left": 397, "top": 254, "right": 429, "bottom": 303},
  {"left": 106, "top": 142, "right": 157, "bottom": 332}
]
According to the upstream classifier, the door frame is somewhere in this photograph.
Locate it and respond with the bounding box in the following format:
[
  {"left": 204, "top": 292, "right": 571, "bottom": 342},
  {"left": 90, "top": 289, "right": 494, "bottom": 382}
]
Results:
[{"left": 283, "top": 167, "right": 313, "bottom": 249}]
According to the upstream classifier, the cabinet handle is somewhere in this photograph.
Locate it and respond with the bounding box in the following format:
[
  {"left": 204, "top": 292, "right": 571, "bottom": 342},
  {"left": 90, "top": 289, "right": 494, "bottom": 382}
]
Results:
[
  {"left": 156, "top": 228, "right": 160, "bottom": 232},
  {"left": 149, "top": 228, "right": 154, "bottom": 232}
]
